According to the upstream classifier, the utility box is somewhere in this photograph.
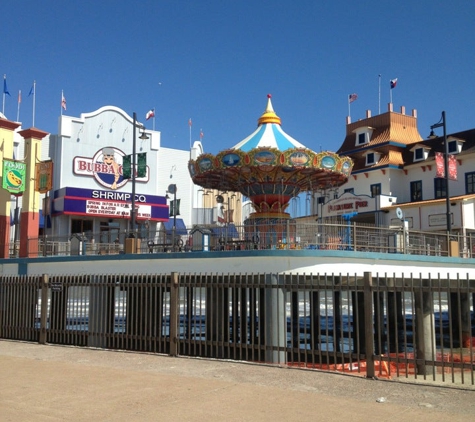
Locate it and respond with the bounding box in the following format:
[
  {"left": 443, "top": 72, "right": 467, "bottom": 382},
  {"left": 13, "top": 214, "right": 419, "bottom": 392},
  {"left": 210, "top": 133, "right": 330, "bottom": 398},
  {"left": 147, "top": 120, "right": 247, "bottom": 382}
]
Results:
[
  {"left": 70, "top": 234, "right": 87, "bottom": 256},
  {"left": 449, "top": 240, "right": 459, "bottom": 257},
  {"left": 125, "top": 237, "right": 141, "bottom": 254}
]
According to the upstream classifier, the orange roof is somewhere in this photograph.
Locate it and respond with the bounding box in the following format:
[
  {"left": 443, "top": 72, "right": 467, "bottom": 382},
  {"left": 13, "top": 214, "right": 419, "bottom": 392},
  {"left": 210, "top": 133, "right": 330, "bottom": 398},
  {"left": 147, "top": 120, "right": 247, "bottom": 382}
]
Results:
[{"left": 338, "top": 110, "right": 423, "bottom": 154}]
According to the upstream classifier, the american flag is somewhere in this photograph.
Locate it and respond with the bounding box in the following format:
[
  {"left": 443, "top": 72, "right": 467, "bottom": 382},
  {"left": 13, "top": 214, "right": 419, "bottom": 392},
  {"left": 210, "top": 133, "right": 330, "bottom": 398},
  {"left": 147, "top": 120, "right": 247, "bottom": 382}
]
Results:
[{"left": 348, "top": 93, "right": 358, "bottom": 103}]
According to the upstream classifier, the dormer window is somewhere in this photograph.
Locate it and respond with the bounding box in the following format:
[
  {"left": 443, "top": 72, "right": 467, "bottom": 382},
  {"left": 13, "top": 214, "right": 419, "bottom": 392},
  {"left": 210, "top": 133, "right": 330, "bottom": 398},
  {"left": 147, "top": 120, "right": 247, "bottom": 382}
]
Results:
[
  {"left": 446, "top": 137, "right": 464, "bottom": 154},
  {"left": 353, "top": 126, "right": 374, "bottom": 146},
  {"left": 365, "top": 150, "right": 380, "bottom": 166},
  {"left": 410, "top": 144, "right": 430, "bottom": 162}
]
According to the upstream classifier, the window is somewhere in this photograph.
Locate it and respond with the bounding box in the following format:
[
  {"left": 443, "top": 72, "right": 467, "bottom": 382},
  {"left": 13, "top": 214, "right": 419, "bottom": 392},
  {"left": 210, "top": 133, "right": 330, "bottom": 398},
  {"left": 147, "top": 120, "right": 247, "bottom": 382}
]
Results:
[
  {"left": 366, "top": 152, "right": 375, "bottom": 165},
  {"left": 466, "top": 172, "right": 475, "bottom": 194},
  {"left": 71, "top": 219, "right": 93, "bottom": 238},
  {"left": 414, "top": 148, "right": 423, "bottom": 160},
  {"left": 344, "top": 188, "right": 354, "bottom": 194},
  {"left": 358, "top": 133, "right": 366, "bottom": 145},
  {"left": 434, "top": 178, "right": 447, "bottom": 199},
  {"left": 370, "top": 183, "right": 381, "bottom": 197},
  {"left": 410, "top": 180, "right": 423, "bottom": 202}
]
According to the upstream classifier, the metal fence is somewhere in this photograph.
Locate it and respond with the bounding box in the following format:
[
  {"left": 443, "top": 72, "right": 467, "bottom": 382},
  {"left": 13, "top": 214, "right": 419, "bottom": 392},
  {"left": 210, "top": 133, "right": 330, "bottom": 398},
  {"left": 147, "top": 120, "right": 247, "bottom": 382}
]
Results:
[
  {"left": 7, "top": 221, "right": 475, "bottom": 258},
  {"left": 1, "top": 271, "right": 474, "bottom": 387}
]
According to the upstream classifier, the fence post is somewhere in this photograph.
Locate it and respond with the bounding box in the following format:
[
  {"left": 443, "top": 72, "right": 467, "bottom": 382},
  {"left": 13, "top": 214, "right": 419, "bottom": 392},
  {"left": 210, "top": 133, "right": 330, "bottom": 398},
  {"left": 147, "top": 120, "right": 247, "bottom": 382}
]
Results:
[
  {"left": 39, "top": 274, "right": 49, "bottom": 345},
  {"left": 169, "top": 272, "right": 179, "bottom": 357},
  {"left": 363, "top": 271, "right": 375, "bottom": 378}
]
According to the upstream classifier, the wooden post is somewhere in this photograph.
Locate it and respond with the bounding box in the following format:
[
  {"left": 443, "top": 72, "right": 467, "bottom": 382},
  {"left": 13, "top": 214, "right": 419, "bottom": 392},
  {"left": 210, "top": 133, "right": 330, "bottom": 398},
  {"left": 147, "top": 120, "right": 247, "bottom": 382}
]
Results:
[
  {"left": 169, "top": 272, "right": 179, "bottom": 356},
  {"left": 364, "top": 272, "right": 375, "bottom": 378},
  {"left": 39, "top": 274, "right": 49, "bottom": 344},
  {"left": 415, "top": 281, "right": 435, "bottom": 376}
]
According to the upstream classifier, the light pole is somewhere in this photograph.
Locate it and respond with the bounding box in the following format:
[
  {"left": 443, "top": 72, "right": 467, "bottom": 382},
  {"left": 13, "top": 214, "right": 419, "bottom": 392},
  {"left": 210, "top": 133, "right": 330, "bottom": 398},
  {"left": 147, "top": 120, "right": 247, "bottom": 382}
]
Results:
[
  {"left": 167, "top": 184, "right": 177, "bottom": 251},
  {"left": 130, "top": 112, "right": 148, "bottom": 235},
  {"left": 429, "top": 111, "right": 450, "bottom": 234}
]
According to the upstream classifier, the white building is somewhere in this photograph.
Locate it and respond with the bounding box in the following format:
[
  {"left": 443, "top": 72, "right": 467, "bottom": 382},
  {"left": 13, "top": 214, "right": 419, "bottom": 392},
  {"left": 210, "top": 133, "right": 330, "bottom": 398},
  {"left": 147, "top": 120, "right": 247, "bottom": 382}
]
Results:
[
  {"left": 318, "top": 104, "right": 475, "bottom": 243},
  {"left": 8, "top": 105, "right": 245, "bottom": 250}
]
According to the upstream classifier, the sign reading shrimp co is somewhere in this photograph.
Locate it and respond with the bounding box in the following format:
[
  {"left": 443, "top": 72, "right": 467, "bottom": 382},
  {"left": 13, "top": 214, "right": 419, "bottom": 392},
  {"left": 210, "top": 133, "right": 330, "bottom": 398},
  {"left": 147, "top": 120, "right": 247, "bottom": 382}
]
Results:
[{"left": 2, "top": 159, "right": 26, "bottom": 196}]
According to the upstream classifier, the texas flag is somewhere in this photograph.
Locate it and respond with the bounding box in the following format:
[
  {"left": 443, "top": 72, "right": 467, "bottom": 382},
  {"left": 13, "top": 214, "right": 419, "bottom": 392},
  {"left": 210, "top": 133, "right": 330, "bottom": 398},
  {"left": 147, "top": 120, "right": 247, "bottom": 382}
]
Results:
[
  {"left": 61, "top": 92, "right": 67, "bottom": 110},
  {"left": 146, "top": 109, "right": 155, "bottom": 120},
  {"left": 390, "top": 78, "right": 398, "bottom": 89}
]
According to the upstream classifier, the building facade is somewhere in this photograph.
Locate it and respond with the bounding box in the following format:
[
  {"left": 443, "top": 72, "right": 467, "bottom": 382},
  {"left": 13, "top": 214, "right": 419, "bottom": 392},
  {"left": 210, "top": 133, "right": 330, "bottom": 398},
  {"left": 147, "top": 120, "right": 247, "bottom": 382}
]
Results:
[
  {"left": 317, "top": 103, "right": 475, "bottom": 249},
  {"left": 4, "top": 105, "right": 244, "bottom": 254}
]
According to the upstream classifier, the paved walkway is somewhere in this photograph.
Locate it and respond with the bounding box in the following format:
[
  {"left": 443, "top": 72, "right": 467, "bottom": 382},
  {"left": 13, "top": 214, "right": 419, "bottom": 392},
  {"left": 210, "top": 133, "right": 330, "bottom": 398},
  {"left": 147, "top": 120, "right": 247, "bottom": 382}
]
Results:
[{"left": 1, "top": 340, "right": 474, "bottom": 421}]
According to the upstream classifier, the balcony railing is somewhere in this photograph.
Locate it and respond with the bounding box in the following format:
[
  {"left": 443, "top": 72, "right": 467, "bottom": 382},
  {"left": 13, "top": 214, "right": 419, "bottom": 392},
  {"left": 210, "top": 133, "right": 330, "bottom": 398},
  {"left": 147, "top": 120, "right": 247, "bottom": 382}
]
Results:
[{"left": 4, "top": 221, "right": 475, "bottom": 259}]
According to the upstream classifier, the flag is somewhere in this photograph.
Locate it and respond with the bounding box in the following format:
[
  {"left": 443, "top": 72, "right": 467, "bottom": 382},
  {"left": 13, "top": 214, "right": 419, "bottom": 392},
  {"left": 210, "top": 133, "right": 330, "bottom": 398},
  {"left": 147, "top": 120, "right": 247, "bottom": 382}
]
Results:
[
  {"left": 435, "top": 152, "right": 444, "bottom": 178},
  {"left": 61, "top": 91, "right": 66, "bottom": 110},
  {"left": 18, "top": 90, "right": 21, "bottom": 104},
  {"left": 188, "top": 118, "right": 192, "bottom": 127},
  {"left": 28, "top": 84, "right": 34, "bottom": 97},
  {"left": 146, "top": 109, "right": 155, "bottom": 120},
  {"left": 3, "top": 75, "right": 10, "bottom": 96},
  {"left": 169, "top": 199, "right": 181, "bottom": 217},
  {"left": 390, "top": 78, "right": 398, "bottom": 89},
  {"left": 200, "top": 129, "right": 204, "bottom": 139},
  {"left": 448, "top": 155, "right": 457, "bottom": 181},
  {"left": 348, "top": 93, "right": 358, "bottom": 103}
]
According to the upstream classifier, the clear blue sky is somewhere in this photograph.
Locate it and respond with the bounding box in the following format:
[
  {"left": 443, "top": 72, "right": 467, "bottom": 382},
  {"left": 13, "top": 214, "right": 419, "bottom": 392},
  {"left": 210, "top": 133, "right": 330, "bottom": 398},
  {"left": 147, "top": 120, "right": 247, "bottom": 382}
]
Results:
[{"left": 2, "top": 1, "right": 474, "bottom": 156}]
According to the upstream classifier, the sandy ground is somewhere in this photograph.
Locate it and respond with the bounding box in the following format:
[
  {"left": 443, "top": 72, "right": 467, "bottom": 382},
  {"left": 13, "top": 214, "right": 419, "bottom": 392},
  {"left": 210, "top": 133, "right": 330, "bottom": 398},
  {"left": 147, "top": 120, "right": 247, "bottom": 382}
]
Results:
[{"left": 1, "top": 340, "right": 474, "bottom": 422}]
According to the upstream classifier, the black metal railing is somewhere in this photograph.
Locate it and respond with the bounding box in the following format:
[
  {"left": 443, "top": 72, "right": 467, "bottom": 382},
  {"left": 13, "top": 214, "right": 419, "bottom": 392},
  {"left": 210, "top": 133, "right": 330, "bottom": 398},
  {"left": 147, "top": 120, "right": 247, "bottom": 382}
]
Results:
[{"left": 5, "top": 221, "right": 475, "bottom": 259}]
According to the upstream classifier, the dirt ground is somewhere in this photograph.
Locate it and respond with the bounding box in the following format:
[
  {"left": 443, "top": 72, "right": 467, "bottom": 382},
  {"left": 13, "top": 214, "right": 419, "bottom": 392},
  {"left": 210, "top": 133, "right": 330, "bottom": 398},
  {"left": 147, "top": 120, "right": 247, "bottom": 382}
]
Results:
[{"left": 1, "top": 340, "right": 474, "bottom": 422}]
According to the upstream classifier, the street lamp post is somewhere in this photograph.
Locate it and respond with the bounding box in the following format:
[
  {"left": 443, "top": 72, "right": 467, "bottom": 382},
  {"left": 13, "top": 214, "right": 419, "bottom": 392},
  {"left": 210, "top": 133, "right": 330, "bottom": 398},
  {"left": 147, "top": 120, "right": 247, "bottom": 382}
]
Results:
[
  {"left": 429, "top": 111, "right": 450, "bottom": 234},
  {"left": 130, "top": 112, "right": 138, "bottom": 233},
  {"left": 167, "top": 184, "right": 177, "bottom": 251},
  {"left": 130, "top": 112, "right": 149, "bottom": 236}
]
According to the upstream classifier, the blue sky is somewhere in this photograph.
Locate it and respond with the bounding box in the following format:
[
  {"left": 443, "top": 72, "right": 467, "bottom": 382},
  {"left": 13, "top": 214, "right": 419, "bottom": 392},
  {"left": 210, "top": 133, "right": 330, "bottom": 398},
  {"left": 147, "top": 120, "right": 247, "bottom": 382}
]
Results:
[{"left": 2, "top": 1, "right": 475, "bottom": 157}]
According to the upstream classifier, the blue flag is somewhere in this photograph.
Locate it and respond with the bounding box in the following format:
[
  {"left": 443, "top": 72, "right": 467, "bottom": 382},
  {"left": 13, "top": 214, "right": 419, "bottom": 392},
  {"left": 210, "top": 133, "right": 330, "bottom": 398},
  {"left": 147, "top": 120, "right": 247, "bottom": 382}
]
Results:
[
  {"left": 3, "top": 76, "right": 10, "bottom": 96},
  {"left": 28, "top": 85, "right": 34, "bottom": 96}
]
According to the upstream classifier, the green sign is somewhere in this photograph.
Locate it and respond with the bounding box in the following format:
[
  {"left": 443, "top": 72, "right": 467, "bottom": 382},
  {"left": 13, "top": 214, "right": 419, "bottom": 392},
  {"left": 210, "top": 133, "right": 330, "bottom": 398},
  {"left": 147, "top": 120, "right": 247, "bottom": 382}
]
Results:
[
  {"left": 2, "top": 159, "right": 26, "bottom": 196},
  {"left": 122, "top": 155, "right": 131, "bottom": 179},
  {"left": 137, "top": 153, "right": 147, "bottom": 177}
]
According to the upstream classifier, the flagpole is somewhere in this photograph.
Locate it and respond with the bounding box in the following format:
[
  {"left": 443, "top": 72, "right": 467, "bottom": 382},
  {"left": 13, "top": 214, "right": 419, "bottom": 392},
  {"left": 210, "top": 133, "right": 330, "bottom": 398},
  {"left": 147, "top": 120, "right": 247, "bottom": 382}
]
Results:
[
  {"left": 389, "top": 80, "right": 393, "bottom": 105},
  {"left": 17, "top": 90, "right": 21, "bottom": 122},
  {"left": 32, "top": 81, "right": 36, "bottom": 127},
  {"left": 153, "top": 111, "right": 155, "bottom": 131},
  {"left": 2, "top": 74, "right": 6, "bottom": 115},
  {"left": 189, "top": 118, "right": 192, "bottom": 150},
  {"left": 348, "top": 96, "right": 351, "bottom": 119},
  {"left": 378, "top": 74, "right": 381, "bottom": 114},
  {"left": 61, "top": 90, "right": 64, "bottom": 116}
]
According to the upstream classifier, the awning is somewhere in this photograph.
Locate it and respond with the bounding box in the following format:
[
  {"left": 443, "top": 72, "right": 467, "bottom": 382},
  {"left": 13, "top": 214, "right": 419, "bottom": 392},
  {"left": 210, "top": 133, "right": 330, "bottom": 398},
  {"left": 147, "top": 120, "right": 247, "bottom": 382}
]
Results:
[
  {"left": 39, "top": 210, "right": 52, "bottom": 229},
  {"left": 211, "top": 224, "right": 239, "bottom": 238},
  {"left": 10, "top": 209, "right": 51, "bottom": 229},
  {"left": 163, "top": 218, "right": 188, "bottom": 235}
]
